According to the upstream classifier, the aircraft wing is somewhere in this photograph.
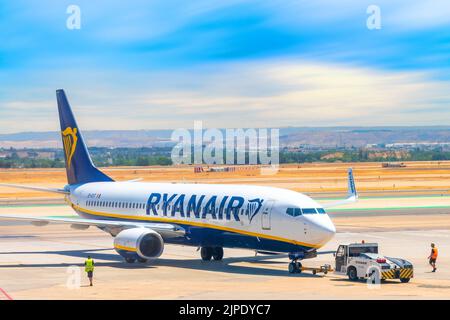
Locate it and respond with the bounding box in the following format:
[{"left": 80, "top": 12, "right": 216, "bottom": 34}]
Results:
[
  {"left": 321, "top": 168, "right": 358, "bottom": 208},
  {"left": 0, "top": 214, "right": 185, "bottom": 239}
]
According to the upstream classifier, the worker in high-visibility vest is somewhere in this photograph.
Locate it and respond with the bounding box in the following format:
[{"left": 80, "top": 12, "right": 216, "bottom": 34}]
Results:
[
  {"left": 428, "top": 243, "right": 438, "bottom": 272},
  {"left": 84, "top": 256, "right": 95, "bottom": 286}
]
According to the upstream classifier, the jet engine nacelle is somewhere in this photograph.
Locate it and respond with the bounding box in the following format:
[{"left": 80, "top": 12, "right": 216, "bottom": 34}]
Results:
[{"left": 114, "top": 228, "right": 164, "bottom": 260}]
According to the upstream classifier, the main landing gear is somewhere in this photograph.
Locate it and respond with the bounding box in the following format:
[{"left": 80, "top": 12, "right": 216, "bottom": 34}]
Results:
[
  {"left": 200, "top": 247, "right": 224, "bottom": 261},
  {"left": 124, "top": 257, "right": 148, "bottom": 263},
  {"left": 125, "top": 258, "right": 136, "bottom": 263},
  {"left": 288, "top": 259, "right": 302, "bottom": 274}
]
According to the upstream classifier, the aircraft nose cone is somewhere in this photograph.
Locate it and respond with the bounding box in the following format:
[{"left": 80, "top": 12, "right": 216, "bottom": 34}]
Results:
[
  {"left": 306, "top": 215, "right": 336, "bottom": 245},
  {"left": 317, "top": 220, "right": 336, "bottom": 242},
  {"left": 322, "top": 218, "right": 336, "bottom": 235}
]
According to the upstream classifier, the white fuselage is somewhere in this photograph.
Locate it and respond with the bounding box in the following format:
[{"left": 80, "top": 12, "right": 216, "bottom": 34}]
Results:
[{"left": 68, "top": 182, "right": 336, "bottom": 253}]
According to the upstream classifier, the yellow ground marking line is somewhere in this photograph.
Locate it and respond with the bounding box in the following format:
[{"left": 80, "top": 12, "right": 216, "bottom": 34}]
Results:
[{"left": 69, "top": 201, "right": 320, "bottom": 249}]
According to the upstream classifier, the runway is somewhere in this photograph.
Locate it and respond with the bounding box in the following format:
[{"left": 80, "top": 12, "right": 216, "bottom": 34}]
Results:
[{"left": 0, "top": 198, "right": 449, "bottom": 299}]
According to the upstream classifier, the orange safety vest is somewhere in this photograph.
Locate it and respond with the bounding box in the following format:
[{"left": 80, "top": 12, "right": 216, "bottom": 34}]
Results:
[{"left": 431, "top": 247, "right": 438, "bottom": 259}]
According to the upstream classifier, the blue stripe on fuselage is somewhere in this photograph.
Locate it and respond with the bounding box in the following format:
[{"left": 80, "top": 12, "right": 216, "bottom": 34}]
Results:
[{"left": 76, "top": 209, "right": 311, "bottom": 253}]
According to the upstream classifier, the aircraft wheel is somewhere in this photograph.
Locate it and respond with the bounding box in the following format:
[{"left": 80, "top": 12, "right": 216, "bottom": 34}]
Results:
[
  {"left": 212, "top": 247, "right": 224, "bottom": 261},
  {"left": 295, "top": 262, "right": 302, "bottom": 273},
  {"left": 200, "top": 247, "right": 213, "bottom": 261},
  {"left": 137, "top": 258, "right": 148, "bottom": 263},
  {"left": 400, "top": 278, "right": 410, "bottom": 283},
  {"left": 288, "top": 262, "right": 296, "bottom": 273},
  {"left": 125, "top": 258, "right": 136, "bottom": 263}
]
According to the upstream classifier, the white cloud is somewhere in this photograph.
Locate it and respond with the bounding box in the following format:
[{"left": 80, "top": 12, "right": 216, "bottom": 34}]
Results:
[{"left": 2, "top": 59, "right": 449, "bottom": 133}]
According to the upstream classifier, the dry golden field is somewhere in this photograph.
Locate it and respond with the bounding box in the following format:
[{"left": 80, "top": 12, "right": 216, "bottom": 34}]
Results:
[{"left": 1, "top": 161, "right": 449, "bottom": 200}]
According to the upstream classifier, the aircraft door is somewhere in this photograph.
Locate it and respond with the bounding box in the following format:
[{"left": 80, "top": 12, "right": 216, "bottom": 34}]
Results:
[{"left": 261, "top": 200, "right": 275, "bottom": 230}]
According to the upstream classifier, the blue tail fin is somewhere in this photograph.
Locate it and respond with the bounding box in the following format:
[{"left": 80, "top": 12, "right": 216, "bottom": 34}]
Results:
[{"left": 56, "top": 89, "right": 113, "bottom": 185}]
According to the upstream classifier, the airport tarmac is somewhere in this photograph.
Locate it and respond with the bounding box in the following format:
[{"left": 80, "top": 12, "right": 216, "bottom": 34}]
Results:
[{"left": 0, "top": 202, "right": 449, "bottom": 299}]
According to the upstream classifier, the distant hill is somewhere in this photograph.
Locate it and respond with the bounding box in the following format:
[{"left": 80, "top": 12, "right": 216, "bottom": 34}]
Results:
[
  {"left": 0, "top": 130, "right": 174, "bottom": 148},
  {"left": 279, "top": 126, "right": 450, "bottom": 148},
  {"left": 1, "top": 126, "right": 450, "bottom": 149}
]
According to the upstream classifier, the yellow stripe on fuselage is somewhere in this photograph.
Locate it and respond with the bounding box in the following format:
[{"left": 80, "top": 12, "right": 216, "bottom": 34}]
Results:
[{"left": 69, "top": 201, "right": 320, "bottom": 249}]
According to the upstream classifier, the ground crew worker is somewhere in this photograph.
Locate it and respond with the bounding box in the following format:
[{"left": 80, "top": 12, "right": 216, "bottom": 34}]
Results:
[
  {"left": 84, "top": 256, "right": 95, "bottom": 286},
  {"left": 428, "top": 243, "right": 438, "bottom": 272}
]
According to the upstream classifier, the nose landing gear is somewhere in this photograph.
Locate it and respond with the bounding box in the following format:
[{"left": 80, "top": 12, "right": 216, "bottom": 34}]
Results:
[{"left": 288, "top": 260, "right": 302, "bottom": 273}]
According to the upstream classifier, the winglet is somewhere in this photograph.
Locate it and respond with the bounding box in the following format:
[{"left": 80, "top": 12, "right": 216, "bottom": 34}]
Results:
[
  {"left": 347, "top": 168, "right": 358, "bottom": 199},
  {"left": 321, "top": 168, "right": 358, "bottom": 208}
]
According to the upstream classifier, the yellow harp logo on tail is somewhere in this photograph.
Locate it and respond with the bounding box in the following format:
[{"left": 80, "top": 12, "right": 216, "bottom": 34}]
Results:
[{"left": 62, "top": 127, "right": 78, "bottom": 169}]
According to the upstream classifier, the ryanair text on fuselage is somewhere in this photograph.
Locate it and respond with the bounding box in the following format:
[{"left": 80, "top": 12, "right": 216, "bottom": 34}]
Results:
[{"left": 145, "top": 192, "right": 264, "bottom": 222}]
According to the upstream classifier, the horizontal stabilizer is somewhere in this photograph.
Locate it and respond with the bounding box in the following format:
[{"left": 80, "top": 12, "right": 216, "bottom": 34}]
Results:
[{"left": 0, "top": 183, "right": 69, "bottom": 195}]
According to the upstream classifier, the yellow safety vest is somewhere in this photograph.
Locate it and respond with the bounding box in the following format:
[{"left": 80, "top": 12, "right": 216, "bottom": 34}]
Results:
[{"left": 85, "top": 258, "right": 94, "bottom": 272}]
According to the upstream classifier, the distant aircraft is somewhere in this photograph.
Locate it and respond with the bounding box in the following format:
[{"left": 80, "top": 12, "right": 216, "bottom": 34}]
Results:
[{"left": 0, "top": 90, "right": 358, "bottom": 273}]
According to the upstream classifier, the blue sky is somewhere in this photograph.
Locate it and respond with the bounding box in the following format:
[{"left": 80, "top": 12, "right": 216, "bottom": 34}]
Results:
[{"left": 1, "top": 0, "right": 450, "bottom": 133}]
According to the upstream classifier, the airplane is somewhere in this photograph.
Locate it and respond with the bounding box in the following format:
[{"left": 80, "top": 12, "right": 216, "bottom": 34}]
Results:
[{"left": 0, "top": 89, "right": 358, "bottom": 273}]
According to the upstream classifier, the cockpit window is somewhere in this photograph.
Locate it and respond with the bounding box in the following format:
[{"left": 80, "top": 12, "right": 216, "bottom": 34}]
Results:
[
  {"left": 317, "top": 208, "right": 326, "bottom": 214},
  {"left": 301, "top": 208, "right": 317, "bottom": 214},
  {"left": 286, "top": 208, "right": 302, "bottom": 217}
]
